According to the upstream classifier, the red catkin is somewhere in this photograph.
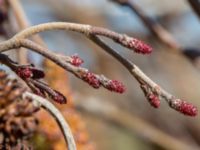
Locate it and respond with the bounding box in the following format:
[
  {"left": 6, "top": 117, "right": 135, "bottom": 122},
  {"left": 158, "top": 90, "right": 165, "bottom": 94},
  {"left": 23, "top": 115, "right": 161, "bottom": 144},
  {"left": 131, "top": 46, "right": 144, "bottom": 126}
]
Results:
[
  {"left": 82, "top": 72, "right": 100, "bottom": 88},
  {"left": 119, "top": 36, "right": 152, "bottom": 54},
  {"left": 147, "top": 94, "right": 160, "bottom": 108},
  {"left": 131, "top": 39, "right": 152, "bottom": 54},
  {"left": 51, "top": 91, "right": 67, "bottom": 104},
  {"left": 70, "top": 55, "right": 84, "bottom": 66},
  {"left": 16, "top": 67, "right": 45, "bottom": 79},
  {"left": 16, "top": 67, "right": 32, "bottom": 79},
  {"left": 105, "top": 80, "right": 125, "bottom": 93},
  {"left": 170, "top": 99, "right": 198, "bottom": 116},
  {"left": 130, "top": 38, "right": 152, "bottom": 54}
]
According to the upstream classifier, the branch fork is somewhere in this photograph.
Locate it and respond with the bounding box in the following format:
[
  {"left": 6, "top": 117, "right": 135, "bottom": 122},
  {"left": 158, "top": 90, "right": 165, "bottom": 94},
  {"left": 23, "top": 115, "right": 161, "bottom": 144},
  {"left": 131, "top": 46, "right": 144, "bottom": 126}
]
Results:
[{"left": 0, "top": 22, "right": 197, "bottom": 117}]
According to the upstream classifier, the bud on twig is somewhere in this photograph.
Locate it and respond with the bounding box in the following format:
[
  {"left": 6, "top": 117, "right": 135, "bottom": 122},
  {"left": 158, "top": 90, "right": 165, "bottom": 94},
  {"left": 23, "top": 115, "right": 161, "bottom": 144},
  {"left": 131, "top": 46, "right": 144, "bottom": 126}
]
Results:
[
  {"left": 147, "top": 94, "right": 160, "bottom": 108},
  {"left": 104, "top": 80, "right": 125, "bottom": 93},
  {"left": 118, "top": 36, "right": 152, "bottom": 54},
  {"left": 70, "top": 54, "right": 84, "bottom": 67},
  {"left": 140, "top": 84, "right": 160, "bottom": 108},
  {"left": 170, "top": 99, "right": 198, "bottom": 116},
  {"left": 82, "top": 72, "right": 101, "bottom": 88},
  {"left": 16, "top": 66, "right": 45, "bottom": 79},
  {"left": 130, "top": 38, "right": 152, "bottom": 54}
]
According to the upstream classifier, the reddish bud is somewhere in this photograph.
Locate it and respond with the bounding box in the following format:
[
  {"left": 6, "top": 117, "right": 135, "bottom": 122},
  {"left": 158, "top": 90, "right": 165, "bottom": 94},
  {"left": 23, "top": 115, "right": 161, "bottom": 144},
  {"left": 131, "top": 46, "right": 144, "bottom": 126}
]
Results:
[
  {"left": 147, "top": 94, "right": 160, "bottom": 108},
  {"left": 128, "top": 38, "right": 152, "bottom": 54},
  {"left": 51, "top": 90, "right": 67, "bottom": 104},
  {"left": 16, "top": 67, "right": 32, "bottom": 79},
  {"left": 82, "top": 72, "right": 100, "bottom": 88},
  {"left": 16, "top": 67, "right": 45, "bottom": 79},
  {"left": 31, "top": 80, "right": 67, "bottom": 104},
  {"left": 70, "top": 55, "right": 84, "bottom": 66},
  {"left": 170, "top": 99, "right": 198, "bottom": 116},
  {"left": 105, "top": 80, "right": 125, "bottom": 93}
]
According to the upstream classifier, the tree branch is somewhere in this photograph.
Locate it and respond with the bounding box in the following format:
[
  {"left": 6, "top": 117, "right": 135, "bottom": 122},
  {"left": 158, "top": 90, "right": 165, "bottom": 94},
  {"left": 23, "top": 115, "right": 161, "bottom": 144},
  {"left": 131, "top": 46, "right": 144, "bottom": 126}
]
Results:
[
  {"left": 14, "top": 22, "right": 152, "bottom": 54},
  {"left": 0, "top": 22, "right": 197, "bottom": 116},
  {"left": 23, "top": 91, "right": 76, "bottom": 150},
  {"left": 89, "top": 35, "right": 197, "bottom": 114}
]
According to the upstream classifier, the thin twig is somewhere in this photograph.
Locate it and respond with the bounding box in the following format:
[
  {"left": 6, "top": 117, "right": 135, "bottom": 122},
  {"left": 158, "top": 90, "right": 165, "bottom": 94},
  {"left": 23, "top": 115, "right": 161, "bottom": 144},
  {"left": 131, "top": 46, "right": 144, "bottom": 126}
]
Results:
[
  {"left": 8, "top": 0, "right": 29, "bottom": 64},
  {"left": 23, "top": 91, "right": 76, "bottom": 150},
  {"left": 7, "top": 0, "right": 47, "bottom": 62},
  {"left": 89, "top": 36, "right": 171, "bottom": 101},
  {"left": 8, "top": 0, "right": 46, "bottom": 46},
  {"left": 13, "top": 22, "right": 152, "bottom": 54},
  {"left": 11, "top": 39, "right": 125, "bottom": 93},
  {"left": 110, "top": 0, "right": 180, "bottom": 50},
  {"left": 8, "top": 0, "right": 29, "bottom": 28}
]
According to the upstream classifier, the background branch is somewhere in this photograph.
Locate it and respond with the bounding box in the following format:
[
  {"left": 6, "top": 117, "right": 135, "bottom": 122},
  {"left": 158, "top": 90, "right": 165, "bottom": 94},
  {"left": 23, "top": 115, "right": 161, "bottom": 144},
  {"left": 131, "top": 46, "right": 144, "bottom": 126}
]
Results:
[
  {"left": 74, "top": 97, "right": 199, "bottom": 150},
  {"left": 8, "top": 0, "right": 46, "bottom": 63},
  {"left": 8, "top": 0, "right": 29, "bottom": 64},
  {"left": 188, "top": 0, "right": 200, "bottom": 19},
  {"left": 110, "top": 0, "right": 181, "bottom": 50}
]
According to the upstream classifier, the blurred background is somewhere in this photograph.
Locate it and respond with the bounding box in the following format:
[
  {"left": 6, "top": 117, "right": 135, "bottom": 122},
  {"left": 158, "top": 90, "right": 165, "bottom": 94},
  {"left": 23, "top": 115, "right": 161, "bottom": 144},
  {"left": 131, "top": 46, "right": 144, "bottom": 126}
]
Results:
[{"left": 1, "top": 0, "right": 200, "bottom": 149}]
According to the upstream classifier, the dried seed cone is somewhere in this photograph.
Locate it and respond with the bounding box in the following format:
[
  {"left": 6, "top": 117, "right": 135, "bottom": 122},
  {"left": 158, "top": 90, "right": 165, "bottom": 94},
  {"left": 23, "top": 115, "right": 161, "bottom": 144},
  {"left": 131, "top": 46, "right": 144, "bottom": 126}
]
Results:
[{"left": 0, "top": 71, "right": 38, "bottom": 147}]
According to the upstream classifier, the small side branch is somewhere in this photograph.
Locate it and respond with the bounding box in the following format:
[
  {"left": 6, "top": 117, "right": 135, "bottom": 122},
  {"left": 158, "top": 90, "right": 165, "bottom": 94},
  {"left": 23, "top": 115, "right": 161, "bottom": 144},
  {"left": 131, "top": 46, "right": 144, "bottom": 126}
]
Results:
[
  {"left": 89, "top": 36, "right": 197, "bottom": 116},
  {"left": 23, "top": 92, "right": 76, "bottom": 150},
  {"left": 89, "top": 36, "right": 169, "bottom": 98}
]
